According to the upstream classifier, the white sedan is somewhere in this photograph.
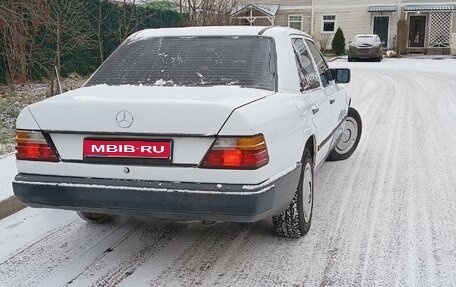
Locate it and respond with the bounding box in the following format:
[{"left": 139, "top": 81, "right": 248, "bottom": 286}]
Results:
[{"left": 12, "top": 26, "right": 362, "bottom": 238}]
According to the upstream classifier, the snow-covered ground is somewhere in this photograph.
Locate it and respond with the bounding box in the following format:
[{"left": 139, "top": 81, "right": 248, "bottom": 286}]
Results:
[
  {"left": 1, "top": 58, "right": 456, "bottom": 286},
  {"left": 0, "top": 153, "right": 16, "bottom": 201},
  {"left": 332, "top": 57, "right": 456, "bottom": 76}
]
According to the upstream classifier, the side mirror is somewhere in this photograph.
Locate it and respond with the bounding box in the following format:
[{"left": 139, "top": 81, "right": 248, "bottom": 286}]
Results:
[{"left": 331, "top": 68, "right": 351, "bottom": 84}]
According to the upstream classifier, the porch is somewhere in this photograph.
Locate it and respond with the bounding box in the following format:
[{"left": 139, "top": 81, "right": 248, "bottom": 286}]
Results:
[
  {"left": 230, "top": 4, "right": 279, "bottom": 26},
  {"left": 404, "top": 4, "right": 456, "bottom": 55}
]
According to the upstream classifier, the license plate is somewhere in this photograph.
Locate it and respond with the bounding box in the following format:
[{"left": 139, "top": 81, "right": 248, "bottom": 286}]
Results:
[{"left": 83, "top": 139, "right": 172, "bottom": 160}]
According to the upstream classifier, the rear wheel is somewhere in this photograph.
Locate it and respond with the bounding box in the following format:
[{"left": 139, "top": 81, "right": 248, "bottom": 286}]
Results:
[
  {"left": 348, "top": 57, "right": 353, "bottom": 62},
  {"left": 272, "top": 149, "right": 314, "bottom": 238},
  {"left": 328, "top": 107, "right": 362, "bottom": 161},
  {"left": 77, "top": 211, "right": 112, "bottom": 223}
]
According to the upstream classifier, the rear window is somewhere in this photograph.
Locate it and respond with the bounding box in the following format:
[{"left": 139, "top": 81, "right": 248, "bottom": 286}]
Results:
[
  {"left": 353, "top": 36, "right": 376, "bottom": 45},
  {"left": 86, "top": 36, "right": 277, "bottom": 91}
]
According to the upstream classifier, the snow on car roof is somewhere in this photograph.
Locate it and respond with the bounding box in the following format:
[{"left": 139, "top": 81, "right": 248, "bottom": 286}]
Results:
[
  {"left": 355, "top": 34, "right": 377, "bottom": 37},
  {"left": 129, "top": 26, "right": 310, "bottom": 42}
]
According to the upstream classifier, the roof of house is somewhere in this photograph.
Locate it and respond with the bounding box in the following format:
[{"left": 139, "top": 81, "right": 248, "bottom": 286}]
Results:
[
  {"left": 240, "top": 0, "right": 311, "bottom": 6},
  {"left": 367, "top": 5, "right": 397, "bottom": 12},
  {"left": 404, "top": 4, "right": 456, "bottom": 11},
  {"left": 231, "top": 4, "right": 281, "bottom": 16}
]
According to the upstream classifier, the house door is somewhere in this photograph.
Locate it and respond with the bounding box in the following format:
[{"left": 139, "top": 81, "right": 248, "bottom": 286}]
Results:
[
  {"left": 409, "top": 15, "right": 426, "bottom": 47},
  {"left": 373, "top": 16, "right": 389, "bottom": 47}
]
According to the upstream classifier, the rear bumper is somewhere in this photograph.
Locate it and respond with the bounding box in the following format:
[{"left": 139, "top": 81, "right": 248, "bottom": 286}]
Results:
[
  {"left": 12, "top": 165, "right": 300, "bottom": 222},
  {"left": 349, "top": 48, "right": 382, "bottom": 58}
]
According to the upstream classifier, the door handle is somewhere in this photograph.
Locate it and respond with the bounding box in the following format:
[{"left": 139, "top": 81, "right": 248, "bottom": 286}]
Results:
[
  {"left": 312, "top": 106, "right": 320, "bottom": 114},
  {"left": 330, "top": 98, "right": 335, "bottom": 104}
]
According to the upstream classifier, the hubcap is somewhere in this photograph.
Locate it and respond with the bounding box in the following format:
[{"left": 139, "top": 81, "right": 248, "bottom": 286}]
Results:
[
  {"left": 336, "top": 117, "right": 358, "bottom": 154},
  {"left": 302, "top": 163, "right": 313, "bottom": 222}
]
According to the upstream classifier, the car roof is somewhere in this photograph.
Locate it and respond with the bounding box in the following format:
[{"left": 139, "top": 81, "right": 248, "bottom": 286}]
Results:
[{"left": 129, "top": 26, "right": 311, "bottom": 41}]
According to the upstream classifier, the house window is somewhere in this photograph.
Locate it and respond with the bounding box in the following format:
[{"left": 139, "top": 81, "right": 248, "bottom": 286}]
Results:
[
  {"left": 322, "top": 15, "right": 336, "bottom": 32},
  {"left": 289, "top": 15, "right": 303, "bottom": 30}
]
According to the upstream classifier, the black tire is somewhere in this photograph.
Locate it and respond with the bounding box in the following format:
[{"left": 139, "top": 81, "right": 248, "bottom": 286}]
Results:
[
  {"left": 77, "top": 211, "right": 112, "bottom": 223},
  {"left": 328, "top": 107, "right": 362, "bottom": 161},
  {"left": 272, "top": 148, "right": 314, "bottom": 238},
  {"left": 348, "top": 57, "right": 353, "bottom": 62}
]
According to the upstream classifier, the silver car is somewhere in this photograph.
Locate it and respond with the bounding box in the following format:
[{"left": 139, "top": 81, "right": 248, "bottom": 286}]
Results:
[{"left": 348, "top": 34, "right": 383, "bottom": 62}]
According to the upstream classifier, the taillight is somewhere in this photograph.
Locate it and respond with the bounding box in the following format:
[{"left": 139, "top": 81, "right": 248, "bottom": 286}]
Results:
[
  {"left": 16, "top": 130, "right": 59, "bottom": 162},
  {"left": 200, "top": 134, "right": 269, "bottom": 169}
]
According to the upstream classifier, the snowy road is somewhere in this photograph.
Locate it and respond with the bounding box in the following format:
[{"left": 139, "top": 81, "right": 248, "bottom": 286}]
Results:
[
  {"left": 1, "top": 59, "right": 456, "bottom": 286},
  {"left": 0, "top": 154, "right": 16, "bottom": 201}
]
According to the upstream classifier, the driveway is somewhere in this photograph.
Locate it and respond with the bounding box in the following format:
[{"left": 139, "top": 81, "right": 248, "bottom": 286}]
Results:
[{"left": 1, "top": 58, "right": 456, "bottom": 287}]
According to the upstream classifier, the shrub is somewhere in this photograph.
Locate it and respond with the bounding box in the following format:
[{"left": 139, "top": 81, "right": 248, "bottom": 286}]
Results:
[
  {"left": 331, "top": 27, "right": 346, "bottom": 56},
  {"left": 315, "top": 33, "right": 331, "bottom": 53}
]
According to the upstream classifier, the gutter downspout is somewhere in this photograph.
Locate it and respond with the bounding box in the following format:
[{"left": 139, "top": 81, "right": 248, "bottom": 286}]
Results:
[
  {"left": 311, "top": 0, "right": 315, "bottom": 36},
  {"left": 396, "top": 0, "right": 402, "bottom": 50}
]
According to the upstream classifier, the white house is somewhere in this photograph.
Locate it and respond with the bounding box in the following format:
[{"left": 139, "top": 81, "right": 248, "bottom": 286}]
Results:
[{"left": 231, "top": 1, "right": 456, "bottom": 54}]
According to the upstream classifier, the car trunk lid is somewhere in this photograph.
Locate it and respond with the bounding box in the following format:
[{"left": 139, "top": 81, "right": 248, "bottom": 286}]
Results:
[{"left": 28, "top": 85, "right": 274, "bottom": 135}]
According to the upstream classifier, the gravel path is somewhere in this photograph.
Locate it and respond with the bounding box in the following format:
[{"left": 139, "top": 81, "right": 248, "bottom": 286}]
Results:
[{"left": 1, "top": 59, "right": 456, "bottom": 286}]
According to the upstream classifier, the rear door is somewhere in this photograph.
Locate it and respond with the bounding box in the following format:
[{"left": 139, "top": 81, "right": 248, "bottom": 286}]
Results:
[
  {"left": 305, "top": 40, "right": 347, "bottom": 156},
  {"left": 291, "top": 37, "right": 332, "bottom": 165}
]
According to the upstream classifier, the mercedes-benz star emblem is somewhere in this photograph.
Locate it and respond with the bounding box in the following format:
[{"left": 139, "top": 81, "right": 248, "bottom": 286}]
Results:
[{"left": 115, "top": 110, "right": 134, "bottom": 128}]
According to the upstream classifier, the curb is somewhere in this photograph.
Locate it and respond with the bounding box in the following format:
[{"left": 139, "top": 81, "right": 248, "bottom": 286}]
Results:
[
  {"left": 0, "top": 196, "right": 25, "bottom": 220},
  {"left": 0, "top": 151, "right": 15, "bottom": 160}
]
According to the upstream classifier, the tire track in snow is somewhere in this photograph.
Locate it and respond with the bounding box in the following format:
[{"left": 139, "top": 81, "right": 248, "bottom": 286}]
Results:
[
  {"left": 63, "top": 222, "right": 186, "bottom": 287},
  {"left": 312, "top": 69, "right": 392, "bottom": 238},
  {"left": 402, "top": 72, "right": 456, "bottom": 286},
  {"left": 402, "top": 74, "right": 439, "bottom": 285},
  {"left": 45, "top": 221, "right": 140, "bottom": 287},
  {"left": 0, "top": 220, "right": 125, "bottom": 287},
  {"left": 148, "top": 223, "right": 248, "bottom": 287},
  {"left": 316, "top": 70, "right": 401, "bottom": 286},
  {"left": 360, "top": 72, "right": 414, "bottom": 285},
  {"left": 182, "top": 221, "right": 309, "bottom": 287},
  {"left": 358, "top": 71, "right": 404, "bottom": 286},
  {"left": 0, "top": 216, "right": 77, "bottom": 262}
]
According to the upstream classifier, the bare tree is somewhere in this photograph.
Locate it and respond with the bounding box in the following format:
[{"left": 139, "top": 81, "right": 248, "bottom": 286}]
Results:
[
  {"left": 44, "top": 0, "right": 95, "bottom": 81},
  {"left": 172, "top": 0, "right": 239, "bottom": 26},
  {"left": 97, "top": 0, "right": 105, "bottom": 63},
  {"left": 116, "top": 0, "right": 140, "bottom": 42},
  {"left": 91, "top": 0, "right": 115, "bottom": 64},
  {"left": 314, "top": 32, "right": 331, "bottom": 54},
  {"left": 0, "top": 0, "right": 94, "bottom": 90},
  {"left": 0, "top": 1, "right": 38, "bottom": 83},
  {"left": 0, "top": 0, "right": 182, "bottom": 87}
]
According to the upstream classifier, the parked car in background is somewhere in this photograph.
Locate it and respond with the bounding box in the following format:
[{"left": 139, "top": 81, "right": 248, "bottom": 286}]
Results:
[
  {"left": 348, "top": 34, "right": 383, "bottom": 62},
  {"left": 12, "top": 26, "right": 362, "bottom": 238}
]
